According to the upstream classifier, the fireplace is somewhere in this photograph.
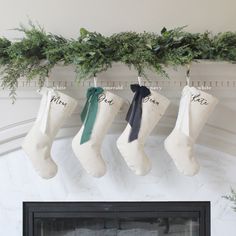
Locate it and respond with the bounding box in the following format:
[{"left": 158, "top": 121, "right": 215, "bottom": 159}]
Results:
[{"left": 23, "top": 202, "right": 210, "bottom": 236}]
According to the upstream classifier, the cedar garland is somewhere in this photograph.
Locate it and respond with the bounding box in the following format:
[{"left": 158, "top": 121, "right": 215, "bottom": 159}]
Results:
[{"left": 1, "top": 23, "right": 236, "bottom": 100}]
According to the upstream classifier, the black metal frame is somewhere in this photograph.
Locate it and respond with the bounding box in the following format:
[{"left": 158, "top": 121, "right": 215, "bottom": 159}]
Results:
[{"left": 23, "top": 201, "right": 210, "bottom": 236}]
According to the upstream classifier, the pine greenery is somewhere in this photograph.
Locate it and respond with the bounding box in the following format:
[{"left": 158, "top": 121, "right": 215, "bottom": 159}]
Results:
[
  {"left": 1, "top": 23, "right": 236, "bottom": 100},
  {"left": 224, "top": 188, "right": 236, "bottom": 212}
]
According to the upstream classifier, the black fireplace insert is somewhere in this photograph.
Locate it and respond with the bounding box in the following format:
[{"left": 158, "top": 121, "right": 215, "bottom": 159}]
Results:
[{"left": 23, "top": 201, "right": 210, "bottom": 236}]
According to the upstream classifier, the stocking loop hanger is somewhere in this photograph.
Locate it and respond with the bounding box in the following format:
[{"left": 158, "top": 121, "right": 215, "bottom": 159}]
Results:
[
  {"left": 138, "top": 76, "right": 142, "bottom": 86},
  {"left": 186, "top": 64, "right": 191, "bottom": 86},
  {"left": 93, "top": 75, "right": 98, "bottom": 88}
]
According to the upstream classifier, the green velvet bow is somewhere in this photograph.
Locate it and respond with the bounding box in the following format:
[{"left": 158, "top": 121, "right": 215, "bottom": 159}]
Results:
[{"left": 80, "top": 87, "right": 104, "bottom": 144}]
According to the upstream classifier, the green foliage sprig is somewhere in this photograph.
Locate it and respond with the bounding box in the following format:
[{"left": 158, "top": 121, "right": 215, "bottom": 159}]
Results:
[
  {"left": 223, "top": 188, "right": 236, "bottom": 212},
  {"left": 1, "top": 22, "right": 236, "bottom": 100}
]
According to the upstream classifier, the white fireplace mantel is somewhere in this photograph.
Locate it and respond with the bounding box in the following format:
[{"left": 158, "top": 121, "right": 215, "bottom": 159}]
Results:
[{"left": 0, "top": 61, "right": 236, "bottom": 156}]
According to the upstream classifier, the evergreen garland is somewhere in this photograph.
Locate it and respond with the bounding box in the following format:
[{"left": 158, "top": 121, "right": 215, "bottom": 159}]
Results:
[{"left": 1, "top": 23, "right": 236, "bottom": 100}]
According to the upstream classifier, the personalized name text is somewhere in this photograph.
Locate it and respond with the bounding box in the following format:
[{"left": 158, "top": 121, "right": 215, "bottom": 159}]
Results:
[
  {"left": 98, "top": 93, "right": 114, "bottom": 105},
  {"left": 143, "top": 95, "right": 159, "bottom": 106},
  {"left": 191, "top": 94, "right": 208, "bottom": 105},
  {"left": 50, "top": 96, "right": 67, "bottom": 107}
]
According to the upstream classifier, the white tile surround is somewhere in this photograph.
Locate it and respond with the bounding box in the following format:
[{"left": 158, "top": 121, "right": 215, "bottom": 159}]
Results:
[
  {"left": 0, "top": 137, "right": 236, "bottom": 235},
  {"left": 0, "top": 63, "right": 236, "bottom": 235}
]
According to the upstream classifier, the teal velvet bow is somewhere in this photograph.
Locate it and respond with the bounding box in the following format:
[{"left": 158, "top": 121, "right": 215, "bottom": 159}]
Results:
[{"left": 80, "top": 87, "right": 104, "bottom": 144}]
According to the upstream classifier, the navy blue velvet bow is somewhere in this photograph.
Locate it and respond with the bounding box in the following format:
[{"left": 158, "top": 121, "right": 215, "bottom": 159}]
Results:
[{"left": 126, "top": 84, "right": 151, "bottom": 142}]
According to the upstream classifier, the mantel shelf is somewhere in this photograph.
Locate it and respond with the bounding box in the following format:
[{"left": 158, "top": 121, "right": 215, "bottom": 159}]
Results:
[{"left": 1, "top": 61, "right": 236, "bottom": 94}]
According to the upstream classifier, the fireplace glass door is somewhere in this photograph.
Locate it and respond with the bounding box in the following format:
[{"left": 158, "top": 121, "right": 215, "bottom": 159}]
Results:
[
  {"left": 23, "top": 202, "right": 210, "bottom": 236},
  {"left": 34, "top": 216, "right": 200, "bottom": 236}
]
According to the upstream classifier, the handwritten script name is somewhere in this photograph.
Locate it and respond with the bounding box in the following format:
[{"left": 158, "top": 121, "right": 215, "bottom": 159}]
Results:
[
  {"left": 143, "top": 95, "right": 159, "bottom": 106},
  {"left": 50, "top": 96, "right": 67, "bottom": 107},
  {"left": 191, "top": 94, "right": 208, "bottom": 105},
  {"left": 98, "top": 93, "right": 114, "bottom": 105}
]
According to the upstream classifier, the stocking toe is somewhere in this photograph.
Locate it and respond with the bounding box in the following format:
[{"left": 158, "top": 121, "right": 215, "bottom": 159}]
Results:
[{"left": 36, "top": 158, "right": 58, "bottom": 179}]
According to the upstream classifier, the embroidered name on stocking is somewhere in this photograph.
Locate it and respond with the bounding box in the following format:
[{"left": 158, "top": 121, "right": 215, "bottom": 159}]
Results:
[
  {"left": 191, "top": 94, "right": 208, "bottom": 105},
  {"left": 143, "top": 95, "right": 159, "bottom": 106},
  {"left": 98, "top": 93, "right": 114, "bottom": 105},
  {"left": 50, "top": 96, "right": 67, "bottom": 107}
]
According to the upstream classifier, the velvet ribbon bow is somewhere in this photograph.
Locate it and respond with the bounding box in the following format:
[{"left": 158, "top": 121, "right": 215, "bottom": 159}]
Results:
[
  {"left": 80, "top": 87, "right": 104, "bottom": 144},
  {"left": 126, "top": 84, "right": 151, "bottom": 142}
]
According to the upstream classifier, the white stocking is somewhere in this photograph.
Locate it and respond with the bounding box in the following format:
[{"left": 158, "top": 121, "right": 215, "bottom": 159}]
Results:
[
  {"left": 117, "top": 89, "right": 170, "bottom": 175},
  {"left": 22, "top": 88, "right": 78, "bottom": 179},
  {"left": 164, "top": 85, "right": 218, "bottom": 176},
  {"left": 72, "top": 90, "right": 124, "bottom": 177}
]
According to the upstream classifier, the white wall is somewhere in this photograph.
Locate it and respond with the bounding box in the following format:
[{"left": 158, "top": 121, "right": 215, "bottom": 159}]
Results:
[
  {"left": 1, "top": 1, "right": 236, "bottom": 236},
  {"left": 0, "top": 0, "right": 236, "bottom": 39}
]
